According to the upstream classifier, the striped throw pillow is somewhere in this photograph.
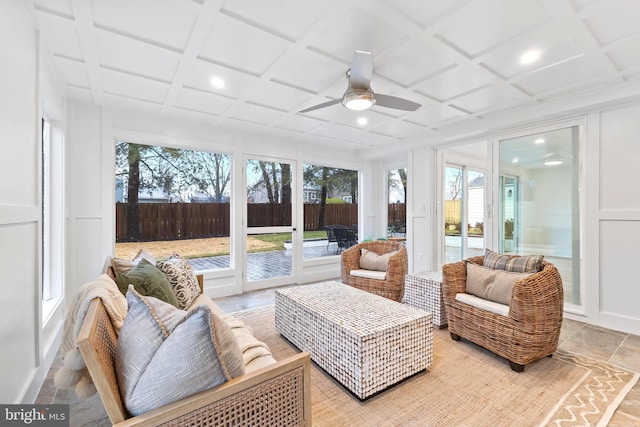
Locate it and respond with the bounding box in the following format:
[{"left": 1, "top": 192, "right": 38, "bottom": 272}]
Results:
[{"left": 483, "top": 249, "right": 543, "bottom": 273}]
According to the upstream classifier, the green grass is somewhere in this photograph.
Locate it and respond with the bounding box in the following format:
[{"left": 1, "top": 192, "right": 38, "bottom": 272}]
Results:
[{"left": 250, "top": 230, "right": 327, "bottom": 251}]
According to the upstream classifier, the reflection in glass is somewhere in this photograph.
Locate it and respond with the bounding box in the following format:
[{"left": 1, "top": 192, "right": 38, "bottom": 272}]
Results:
[{"left": 499, "top": 127, "right": 581, "bottom": 306}]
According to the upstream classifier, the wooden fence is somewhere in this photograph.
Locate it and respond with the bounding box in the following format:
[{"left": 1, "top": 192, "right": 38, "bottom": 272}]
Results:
[
  {"left": 116, "top": 202, "right": 406, "bottom": 241},
  {"left": 116, "top": 203, "right": 231, "bottom": 241},
  {"left": 444, "top": 199, "right": 462, "bottom": 226}
]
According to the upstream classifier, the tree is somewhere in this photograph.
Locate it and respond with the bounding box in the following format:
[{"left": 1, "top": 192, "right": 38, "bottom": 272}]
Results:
[
  {"left": 447, "top": 168, "right": 463, "bottom": 200},
  {"left": 182, "top": 152, "right": 231, "bottom": 202},
  {"left": 115, "top": 141, "right": 182, "bottom": 240},
  {"left": 388, "top": 168, "right": 407, "bottom": 203},
  {"left": 398, "top": 168, "right": 407, "bottom": 203},
  {"left": 125, "top": 143, "right": 140, "bottom": 240},
  {"left": 247, "top": 160, "right": 292, "bottom": 225},
  {"left": 280, "top": 163, "right": 291, "bottom": 225},
  {"left": 303, "top": 164, "right": 358, "bottom": 228}
]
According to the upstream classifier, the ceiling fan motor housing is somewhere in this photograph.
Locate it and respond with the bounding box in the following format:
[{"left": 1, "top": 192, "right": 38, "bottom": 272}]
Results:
[{"left": 342, "top": 87, "right": 376, "bottom": 110}]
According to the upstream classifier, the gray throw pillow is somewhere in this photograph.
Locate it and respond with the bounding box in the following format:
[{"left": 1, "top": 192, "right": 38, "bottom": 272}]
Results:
[
  {"left": 156, "top": 253, "right": 200, "bottom": 310},
  {"left": 114, "top": 259, "right": 179, "bottom": 307},
  {"left": 466, "top": 262, "right": 531, "bottom": 305},
  {"left": 116, "top": 288, "right": 245, "bottom": 416}
]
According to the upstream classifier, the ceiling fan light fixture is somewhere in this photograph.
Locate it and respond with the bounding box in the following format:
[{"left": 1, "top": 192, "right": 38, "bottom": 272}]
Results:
[{"left": 343, "top": 88, "right": 375, "bottom": 111}]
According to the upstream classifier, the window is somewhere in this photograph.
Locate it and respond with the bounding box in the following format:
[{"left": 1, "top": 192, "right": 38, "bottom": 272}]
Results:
[
  {"left": 41, "top": 118, "right": 64, "bottom": 323},
  {"left": 115, "top": 141, "right": 232, "bottom": 271},
  {"left": 387, "top": 168, "right": 406, "bottom": 237},
  {"left": 302, "top": 163, "right": 358, "bottom": 259}
]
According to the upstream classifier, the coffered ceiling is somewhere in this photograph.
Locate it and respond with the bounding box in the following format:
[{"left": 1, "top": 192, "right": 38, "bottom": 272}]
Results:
[{"left": 27, "top": 0, "right": 640, "bottom": 157}]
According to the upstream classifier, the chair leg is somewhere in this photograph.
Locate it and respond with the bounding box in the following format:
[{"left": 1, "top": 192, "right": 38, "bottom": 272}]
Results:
[
  {"left": 450, "top": 332, "right": 461, "bottom": 341},
  {"left": 509, "top": 361, "right": 525, "bottom": 373}
]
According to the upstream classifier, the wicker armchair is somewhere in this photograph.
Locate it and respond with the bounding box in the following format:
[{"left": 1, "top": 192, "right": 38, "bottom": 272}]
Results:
[
  {"left": 340, "top": 240, "right": 408, "bottom": 302},
  {"left": 442, "top": 255, "right": 563, "bottom": 372}
]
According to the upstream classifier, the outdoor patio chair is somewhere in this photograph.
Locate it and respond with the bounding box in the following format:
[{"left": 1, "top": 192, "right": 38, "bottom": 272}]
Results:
[
  {"left": 325, "top": 225, "right": 344, "bottom": 250},
  {"left": 334, "top": 227, "right": 357, "bottom": 253}
]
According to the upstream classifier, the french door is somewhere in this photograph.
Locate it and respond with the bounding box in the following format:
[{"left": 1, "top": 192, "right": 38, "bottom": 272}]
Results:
[{"left": 243, "top": 156, "right": 297, "bottom": 291}]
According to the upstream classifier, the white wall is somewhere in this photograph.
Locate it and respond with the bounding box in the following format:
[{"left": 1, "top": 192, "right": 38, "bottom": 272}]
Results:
[
  {"left": 64, "top": 102, "right": 115, "bottom": 301},
  {"left": 407, "top": 147, "right": 433, "bottom": 272},
  {"left": 0, "top": 0, "right": 57, "bottom": 403},
  {"left": 591, "top": 104, "right": 640, "bottom": 334}
]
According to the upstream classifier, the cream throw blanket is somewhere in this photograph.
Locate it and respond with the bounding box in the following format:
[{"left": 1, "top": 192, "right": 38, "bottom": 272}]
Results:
[
  {"left": 54, "top": 274, "right": 128, "bottom": 398},
  {"left": 223, "top": 316, "right": 272, "bottom": 365}
]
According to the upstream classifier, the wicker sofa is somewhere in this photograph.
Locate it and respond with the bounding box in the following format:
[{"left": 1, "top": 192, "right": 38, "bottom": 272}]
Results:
[
  {"left": 340, "top": 240, "right": 408, "bottom": 302},
  {"left": 442, "top": 255, "right": 563, "bottom": 372},
  {"left": 76, "top": 260, "right": 312, "bottom": 426}
]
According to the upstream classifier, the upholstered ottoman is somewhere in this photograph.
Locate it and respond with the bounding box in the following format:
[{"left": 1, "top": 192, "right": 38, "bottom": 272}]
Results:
[{"left": 275, "top": 281, "right": 432, "bottom": 399}]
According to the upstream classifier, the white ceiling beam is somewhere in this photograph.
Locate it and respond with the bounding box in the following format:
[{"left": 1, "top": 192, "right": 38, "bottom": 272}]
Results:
[
  {"left": 159, "top": 0, "right": 224, "bottom": 117},
  {"left": 70, "top": 0, "right": 104, "bottom": 106},
  {"left": 539, "top": 0, "right": 623, "bottom": 85}
]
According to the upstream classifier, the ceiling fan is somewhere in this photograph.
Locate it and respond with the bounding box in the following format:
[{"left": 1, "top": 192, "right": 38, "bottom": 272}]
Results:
[{"left": 299, "top": 50, "right": 421, "bottom": 114}]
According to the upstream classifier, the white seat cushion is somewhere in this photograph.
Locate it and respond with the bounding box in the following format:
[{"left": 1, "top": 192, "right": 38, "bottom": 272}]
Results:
[
  {"left": 350, "top": 269, "right": 387, "bottom": 280},
  {"left": 455, "top": 293, "right": 509, "bottom": 317}
]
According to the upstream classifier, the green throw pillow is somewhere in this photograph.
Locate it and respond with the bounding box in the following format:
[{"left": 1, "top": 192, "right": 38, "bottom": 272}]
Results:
[{"left": 114, "top": 259, "right": 179, "bottom": 307}]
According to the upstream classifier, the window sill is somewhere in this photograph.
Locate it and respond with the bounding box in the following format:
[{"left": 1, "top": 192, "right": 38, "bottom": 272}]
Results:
[{"left": 42, "top": 297, "right": 63, "bottom": 327}]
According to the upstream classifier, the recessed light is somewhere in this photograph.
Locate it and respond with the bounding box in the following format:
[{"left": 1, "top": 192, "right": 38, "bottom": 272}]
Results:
[
  {"left": 210, "top": 76, "right": 225, "bottom": 89},
  {"left": 512, "top": 157, "right": 519, "bottom": 163},
  {"left": 535, "top": 138, "right": 545, "bottom": 144},
  {"left": 520, "top": 49, "right": 541, "bottom": 65},
  {"left": 357, "top": 117, "right": 368, "bottom": 126},
  {"left": 544, "top": 159, "right": 563, "bottom": 166}
]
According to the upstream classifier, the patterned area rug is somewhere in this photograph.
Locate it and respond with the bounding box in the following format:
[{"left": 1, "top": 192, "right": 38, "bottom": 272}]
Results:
[
  {"left": 542, "top": 352, "right": 639, "bottom": 426},
  {"left": 233, "top": 306, "right": 639, "bottom": 427}
]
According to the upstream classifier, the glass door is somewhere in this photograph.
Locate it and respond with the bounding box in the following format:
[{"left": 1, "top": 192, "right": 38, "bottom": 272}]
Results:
[
  {"left": 244, "top": 156, "right": 296, "bottom": 291},
  {"left": 444, "top": 165, "right": 485, "bottom": 263},
  {"left": 498, "top": 126, "right": 582, "bottom": 307}
]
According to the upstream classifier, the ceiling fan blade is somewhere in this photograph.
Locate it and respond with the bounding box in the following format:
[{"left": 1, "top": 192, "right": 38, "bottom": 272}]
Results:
[
  {"left": 349, "top": 50, "right": 373, "bottom": 89},
  {"left": 375, "top": 94, "right": 421, "bottom": 111},
  {"left": 299, "top": 98, "right": 342, "bottom": 113}
]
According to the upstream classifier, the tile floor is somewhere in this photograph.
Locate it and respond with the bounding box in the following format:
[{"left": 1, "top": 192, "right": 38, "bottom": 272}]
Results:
[{"left": 36, "top": 285, "right": 640, "bottom": 426}]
